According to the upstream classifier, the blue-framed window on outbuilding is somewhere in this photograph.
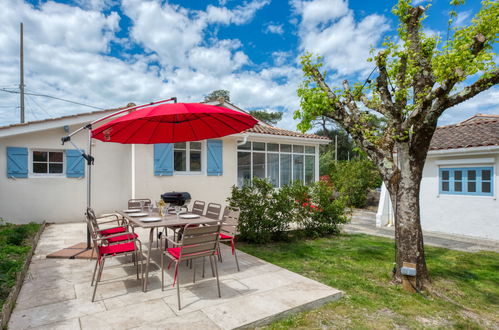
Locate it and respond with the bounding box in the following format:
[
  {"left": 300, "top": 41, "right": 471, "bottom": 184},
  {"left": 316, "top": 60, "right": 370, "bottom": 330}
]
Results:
[{"left": 439, "top": 167, "right": 494, "bottom": 196}]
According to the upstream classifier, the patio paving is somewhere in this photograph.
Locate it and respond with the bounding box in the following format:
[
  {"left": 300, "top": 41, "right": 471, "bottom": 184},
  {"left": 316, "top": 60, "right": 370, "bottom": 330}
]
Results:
[{"left": 8, "top": 223, "right": 342, "bottom": 329}]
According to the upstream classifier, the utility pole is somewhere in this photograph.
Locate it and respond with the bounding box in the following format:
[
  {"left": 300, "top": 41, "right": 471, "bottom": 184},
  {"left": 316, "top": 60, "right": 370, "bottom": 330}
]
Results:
[
  {"left": 334, "top": 135, "right": 338, "bottom": 163},
  {"left": 20, "top": 22, "right": 25, "bottom": 123}
]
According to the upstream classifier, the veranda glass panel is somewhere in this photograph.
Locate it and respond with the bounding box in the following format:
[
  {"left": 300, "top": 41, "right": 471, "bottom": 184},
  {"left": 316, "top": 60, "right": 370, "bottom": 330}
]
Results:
[
  {"left": 280, "top": 154, "right": 292, "bottom": 186},
  {"left": 305, "top": 146, "right": 315, "bottom": 154},
  {"left": 267, "top": 153, "right": 279, "bottom": 187},
  {"left": 280, "top": 144, "right": 292, "bottom": 152},
  {"left": 293, "top": 154, "right": 304, "bottom": 182},
  {"left": 305, "top": 155, "right": 315, "bottom": 185},
  {"left": 253, "top": 152, "right": 265, "bottom": 179},
  {"left": 267, "top": 143, "right": 279, "bottom": 152},
  {"left": 237, "top": 141, "right": 251, "bottom": 150},
  {"left": 253, "top": 142, "right": 265, "bottom": 151},
  {"left": 237, "top": 152, "right": 251, "bottom": 186}
]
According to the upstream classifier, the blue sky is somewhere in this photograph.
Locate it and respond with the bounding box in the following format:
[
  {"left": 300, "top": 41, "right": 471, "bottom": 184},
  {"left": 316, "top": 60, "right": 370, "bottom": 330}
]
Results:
[{"left": 0, "top": 0, "right": 497, "bottom": 130}]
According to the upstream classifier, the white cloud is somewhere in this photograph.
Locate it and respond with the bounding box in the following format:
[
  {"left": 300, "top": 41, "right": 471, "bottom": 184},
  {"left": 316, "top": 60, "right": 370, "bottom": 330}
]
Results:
[
  {"left": 264, "top": 23, "right": 284, "bottom": 35},
  {"left": 292, "top": 0, "right": 390, "bottom": 77},
  {"left": 454, "top": 10, "right": 472, "bottom": 27}
]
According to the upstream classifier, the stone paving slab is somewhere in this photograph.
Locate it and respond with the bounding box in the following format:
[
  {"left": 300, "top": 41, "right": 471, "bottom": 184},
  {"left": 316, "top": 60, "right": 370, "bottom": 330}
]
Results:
[{"left": 8, "top": 223, "right": 343, "bottom": 329}]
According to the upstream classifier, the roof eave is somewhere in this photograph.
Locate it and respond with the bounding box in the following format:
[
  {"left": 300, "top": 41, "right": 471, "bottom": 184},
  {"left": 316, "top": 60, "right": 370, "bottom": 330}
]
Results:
[
  {"left": 232, "top": 132, "right": 331, "bottom": 144},
  {"left": 427, "top": 145, "right": 499, "bottom": 156}
]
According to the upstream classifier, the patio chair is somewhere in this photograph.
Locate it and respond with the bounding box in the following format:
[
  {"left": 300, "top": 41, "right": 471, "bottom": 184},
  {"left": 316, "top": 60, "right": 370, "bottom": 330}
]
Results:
[
  {"left": 161, "top": 222, "right": 222, "bottom": 310},
  {"left": 190, "top": 200, "right": 206, "bottom": 215},
  {"left": 170, "top": 200, "right": 206, "bottom": 242},
  {"left": 88, "top": 218, "right": 143, "bottom": 302},
  {"left": 218, "top": 207, "right": 241, "bottom": 271},
  {"left": 205, "top": 202, "right": 222, "bottom": 220},
  {"left": 128, "top": 198, "right": 152, "bottom": 210},
  {"left": 86, "top": 208, "right": 139, "bottom": 258}
]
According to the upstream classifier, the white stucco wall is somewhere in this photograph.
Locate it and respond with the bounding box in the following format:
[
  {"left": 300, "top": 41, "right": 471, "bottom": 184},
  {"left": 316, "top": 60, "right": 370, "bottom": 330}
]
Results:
[
  {"left": 377, "top": 150, "right": 499, "bottom": 240},
  {"left": 0, "top": 124, "right": 132, "bottom": 223},
  {"left": 133, "top": 136, "right": 239, "bottom": 206}
]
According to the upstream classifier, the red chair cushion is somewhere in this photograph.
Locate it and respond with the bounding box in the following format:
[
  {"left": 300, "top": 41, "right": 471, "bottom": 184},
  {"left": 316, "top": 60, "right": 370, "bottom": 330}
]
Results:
[
  {"left": 99, "top": 242, "right": 136, "bottom": 256},
  {"left": 167, "top": 247, "right": 181, "bottom": 259},
  {"left": 100, "top": 226, "right": 126, "bottom": 236},
  {"left": 220, "top": 233, "right": 233, "bottom": 240},
  {"left": 105, "top": 233, "right": 138, "bottom": 243}
]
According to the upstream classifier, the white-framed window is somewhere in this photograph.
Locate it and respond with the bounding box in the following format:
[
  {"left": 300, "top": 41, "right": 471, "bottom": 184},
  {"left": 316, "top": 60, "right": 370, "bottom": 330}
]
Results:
[
  {"left": 174, "top": 142, "right": 202, "bottom": 173},
  {"left": 237, "top": 141, "right": 316, "bottom": 187},
  {"left": 31, "top": 149, "right": 64, "bottom": 176}
]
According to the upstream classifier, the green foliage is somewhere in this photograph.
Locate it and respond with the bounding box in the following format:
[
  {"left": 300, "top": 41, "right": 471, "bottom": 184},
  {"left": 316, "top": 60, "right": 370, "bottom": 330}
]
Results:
[
  {"left": 324, "top": 160, "right": 382, "bottom": 208},
  {"left": 248, "top": 110, "right": 283, "bottom": 125},
  {"left": 227, "top": 178, "right": 347, "bottom": 243},
  {"left": 433, "top": 0, "right": 498, "bottom": 83},
  {"left": 204, "top": 89, "right": 231, "bottom": 102},
  {"left": 0, "top": 222, "right": 41, "bottom": 307}
]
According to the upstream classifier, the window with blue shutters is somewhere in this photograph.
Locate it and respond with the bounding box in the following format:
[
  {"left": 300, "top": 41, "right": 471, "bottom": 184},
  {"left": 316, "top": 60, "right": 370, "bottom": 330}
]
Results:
[
  {"left": 7, "top": 147, "right": 28, "bottom": 178},
  {"left": 66, "top": 149, "right": 85, "bottom": 178},
  {"left": 154, "top": 144, "right": 173, "bottom": 176},
  {"left": 439, "top": 167, "right": 494, "bottom": 196},
  {"left": 207, "top": 139, "right": 223, "bottom": 176}
]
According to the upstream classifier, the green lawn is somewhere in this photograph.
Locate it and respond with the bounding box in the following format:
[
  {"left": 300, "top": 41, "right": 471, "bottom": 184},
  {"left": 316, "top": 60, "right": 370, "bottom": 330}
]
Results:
[
  {"left": 0, "top": 222, "right": 41, "bottom": 308},
  {"left": 238, "top": 234, "right": 499, "bottom": 329}
]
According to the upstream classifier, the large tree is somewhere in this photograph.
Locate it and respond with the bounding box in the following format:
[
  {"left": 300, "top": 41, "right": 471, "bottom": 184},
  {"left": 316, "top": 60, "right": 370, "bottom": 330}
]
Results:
[{"left": 295, "top": 0, "right": 498, "bottom": 289}]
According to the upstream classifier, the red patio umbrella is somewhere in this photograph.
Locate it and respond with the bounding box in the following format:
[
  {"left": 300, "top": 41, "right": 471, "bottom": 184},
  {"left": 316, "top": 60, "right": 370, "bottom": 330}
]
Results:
[
  {"left": 62, "top": 98, "right": 257, "bottom": 248},
  {"left": 91, "top": 103, "right": 258, "bottom": 144}
]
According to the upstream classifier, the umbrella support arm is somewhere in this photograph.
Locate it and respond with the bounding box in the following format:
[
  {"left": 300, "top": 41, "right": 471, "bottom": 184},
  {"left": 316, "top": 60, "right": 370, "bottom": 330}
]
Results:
[
  {"left": 60, "top": 97, "right": 177, "bottom": 145},
  {"left": 60, "top": 97, "right": 177, "bottom": 250}
]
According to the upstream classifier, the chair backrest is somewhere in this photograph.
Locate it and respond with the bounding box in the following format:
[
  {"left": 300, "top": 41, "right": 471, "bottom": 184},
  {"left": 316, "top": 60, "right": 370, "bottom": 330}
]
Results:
[
  {"left": 190, "top": 200, "right": 206, "bottom": 216},
  {"left": 85, "top": 207, "right": 100, "bottom": 240},
  {"left": 128, "top": 198, "right": 151, "bottom": 209},
  {"left": 221, "top": 207, "right": 240, "bottom": 237},
  {"left": 205, "top": 202, "right": 222, "bottom": 220},
  {"left": 179, "top": 222, "right": 221, "bottom": 261}
]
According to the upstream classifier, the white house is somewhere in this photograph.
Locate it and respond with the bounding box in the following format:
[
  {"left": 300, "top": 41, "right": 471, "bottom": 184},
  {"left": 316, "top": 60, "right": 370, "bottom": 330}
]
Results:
[
  {"left": 0, "top": 100, "right": 330, "bottom": 224},
  {"left": 377, "top": 114, "right": 499, "bottom": 240}
]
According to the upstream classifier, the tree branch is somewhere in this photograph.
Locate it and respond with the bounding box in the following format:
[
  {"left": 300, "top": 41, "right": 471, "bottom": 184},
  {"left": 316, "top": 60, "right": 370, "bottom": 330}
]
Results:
[{"left": 445, "top": 69, "right": 499, "bottom": 109}]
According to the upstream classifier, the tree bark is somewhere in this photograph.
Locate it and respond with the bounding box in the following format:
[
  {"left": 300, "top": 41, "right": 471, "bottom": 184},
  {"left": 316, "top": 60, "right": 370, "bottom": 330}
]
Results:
[{"left": 386, "top": 143, "right": 430, "bottom": 289}]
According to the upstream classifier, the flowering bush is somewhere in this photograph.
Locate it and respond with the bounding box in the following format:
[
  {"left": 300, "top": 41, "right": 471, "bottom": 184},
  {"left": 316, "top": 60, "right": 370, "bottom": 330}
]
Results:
[{"left": 227, "top": 178, "right": 347, "bottom": 243}]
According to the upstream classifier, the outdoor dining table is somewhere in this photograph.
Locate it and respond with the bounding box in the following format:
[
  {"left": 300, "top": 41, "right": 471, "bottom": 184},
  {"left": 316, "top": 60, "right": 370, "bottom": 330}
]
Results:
[{"left": 116, "top": 210, "right": 219, "bottom": 292}]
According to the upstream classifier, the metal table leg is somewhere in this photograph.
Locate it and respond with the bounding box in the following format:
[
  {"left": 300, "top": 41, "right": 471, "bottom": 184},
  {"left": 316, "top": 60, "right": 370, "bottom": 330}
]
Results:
[{"left": 143, "top": 228, "right": 155, "bottom": 292}]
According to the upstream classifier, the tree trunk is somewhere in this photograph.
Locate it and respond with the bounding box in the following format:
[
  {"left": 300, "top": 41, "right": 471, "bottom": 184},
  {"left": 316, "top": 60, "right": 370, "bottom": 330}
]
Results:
[{"left": 386, "top": 143, "right": 430, "bottom": 289}]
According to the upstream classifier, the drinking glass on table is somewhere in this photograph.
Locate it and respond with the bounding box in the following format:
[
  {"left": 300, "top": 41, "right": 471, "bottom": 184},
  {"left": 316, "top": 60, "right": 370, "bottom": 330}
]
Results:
[{"left": 139, "top": 200, "right": 145, "bottom": 212}]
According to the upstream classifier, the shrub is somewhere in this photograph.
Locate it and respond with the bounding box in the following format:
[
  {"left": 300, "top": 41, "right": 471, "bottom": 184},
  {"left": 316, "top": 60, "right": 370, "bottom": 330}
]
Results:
[
  {"left": 227, "top": 178, "right": 347, "bottom": 243},
  {"left": 327, "top": 160, "right": 382, "bottom": 208},
  {"left": 227, "top": 178, "right": 291, "bottom": 243}
]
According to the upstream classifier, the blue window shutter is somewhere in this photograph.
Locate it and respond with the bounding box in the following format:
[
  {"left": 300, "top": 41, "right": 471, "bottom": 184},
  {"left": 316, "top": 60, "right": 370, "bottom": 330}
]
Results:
[
  {"left": 7, "top": 147, "right": 28, "bottom": 178},
  {"left": 66, "top": 149, "right": 85, "bottom": 178},
  {"left": 154, "top": 144, "right": 173, "bottom": 176},
  {"left": 207, "top": 139, "right": 223, "bottom": 176}
]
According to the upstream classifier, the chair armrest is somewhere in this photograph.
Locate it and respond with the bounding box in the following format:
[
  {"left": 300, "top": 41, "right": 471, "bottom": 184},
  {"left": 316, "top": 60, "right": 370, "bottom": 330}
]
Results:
[
  {"left": 96, "top": 224, "right": 129, "bottom": 233},
  {"left": 94, "top": 232, "right": 139, "bottom": 241},
  {"left": 162, "top": 236, "right": 181, "bottom": 246}
]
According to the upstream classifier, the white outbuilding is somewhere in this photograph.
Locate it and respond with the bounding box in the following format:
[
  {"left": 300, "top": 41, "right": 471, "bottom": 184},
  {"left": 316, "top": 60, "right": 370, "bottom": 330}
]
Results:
[{"left": 377, "top": 114, "right": 499, "bottom": 240}]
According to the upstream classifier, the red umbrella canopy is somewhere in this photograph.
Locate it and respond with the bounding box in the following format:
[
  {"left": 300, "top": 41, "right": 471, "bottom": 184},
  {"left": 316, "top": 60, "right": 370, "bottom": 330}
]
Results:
[{"left": 91, "top": 103, "right": 258, "bottom": 144}]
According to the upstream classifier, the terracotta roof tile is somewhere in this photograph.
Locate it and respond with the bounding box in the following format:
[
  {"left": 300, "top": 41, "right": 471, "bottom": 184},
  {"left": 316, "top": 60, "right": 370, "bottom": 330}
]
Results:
[
  {"left": 429, "top": 119, "right": 499, "bottom": 150},
  {"left": 245, "top": 124, "right": 330, "bottom": 140}
]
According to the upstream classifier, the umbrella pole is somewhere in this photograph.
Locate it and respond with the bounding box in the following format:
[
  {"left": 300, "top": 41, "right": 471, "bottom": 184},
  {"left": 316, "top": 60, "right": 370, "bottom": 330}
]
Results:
[{"left": 86, "top": 128, "right": 93, "bottom": 249}]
